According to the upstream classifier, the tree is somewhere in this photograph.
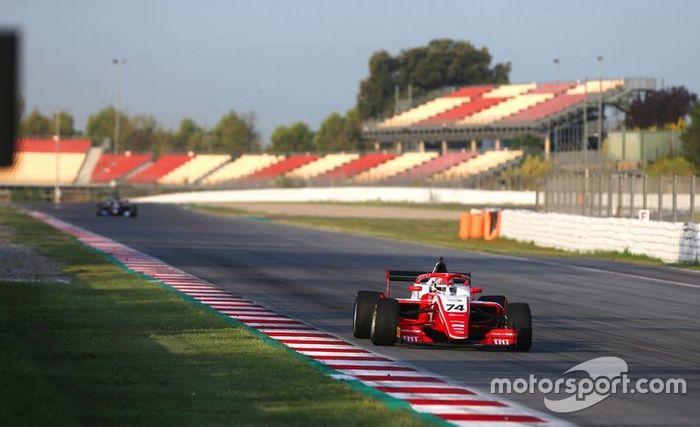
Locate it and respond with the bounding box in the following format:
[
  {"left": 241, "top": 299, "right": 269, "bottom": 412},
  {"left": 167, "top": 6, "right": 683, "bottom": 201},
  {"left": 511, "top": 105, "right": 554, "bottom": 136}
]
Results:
[
  {"left": 270, "top": 122, "right": 314, "bottom": 153},
  {"left": 86, "top": 106, "right": 131, "bottom": 151},
  {"left": 128, "top": 114, "right": 158, "bottom": 152},
  {"left": 314, "top": 108, "right": 365, "bottom": 152},
  {"left": 681, "top": 104, "right": 700, "bottom": 171},
  {"left": 55, "top": 111, "right": 77, "bottom": 136},
  {"left": 357, "top": 38, "right": 511, "bottom": 119},
  {"left": 177, "top": 118, "right": 207, "bottom": 152},
  {"left": 20, "top": 108, "right": 50, "bottom": 136},
  {"left": 212, "top": 111, "right": 261, "bottom": 154},
  {"left": 625, "top": 86, "right": 698, "bottom": 129}
]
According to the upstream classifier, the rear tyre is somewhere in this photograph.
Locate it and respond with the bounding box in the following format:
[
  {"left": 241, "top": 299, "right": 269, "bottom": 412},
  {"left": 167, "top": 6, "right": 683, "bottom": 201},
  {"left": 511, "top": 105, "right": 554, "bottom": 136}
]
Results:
[
  {"left": 479, "top": 295, "right": 507, "bottom": 309},
  {"left": 353, "top": 291, "right": 383, "bottom": 338},
  {"left": 507, "top": 302, "right": 532, "bottom": 352},
  {"left": 370, "top": 298, "right": 399, "bottom": 346},
  {"left": 130, "top": 206, "right": 138, "bottom": 218}
]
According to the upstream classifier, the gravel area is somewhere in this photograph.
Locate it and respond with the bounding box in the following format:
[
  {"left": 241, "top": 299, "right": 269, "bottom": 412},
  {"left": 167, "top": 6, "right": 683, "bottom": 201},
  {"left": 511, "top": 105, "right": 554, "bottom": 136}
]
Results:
[
  {"left": 0, "top": 224, "right": 68, "bottom": 283},
  {"left": 222, "top": 202, "right": 463, "bottom": 220}
]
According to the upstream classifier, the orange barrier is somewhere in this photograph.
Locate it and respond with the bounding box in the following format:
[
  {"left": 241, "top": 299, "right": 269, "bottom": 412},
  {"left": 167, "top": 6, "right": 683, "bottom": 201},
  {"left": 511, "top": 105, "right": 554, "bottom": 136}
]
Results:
[
  {"left": 483, "top": 211, "right": 502, "bottom": 241},
  {"left": 458, "top": 210, "right": 501, "bottom": 240},
  {"left": 470, "top": 212, "right": 484, "bottom": 239},
  {"left": 459, "top": 212, "right": 472, "bottom": 239}
]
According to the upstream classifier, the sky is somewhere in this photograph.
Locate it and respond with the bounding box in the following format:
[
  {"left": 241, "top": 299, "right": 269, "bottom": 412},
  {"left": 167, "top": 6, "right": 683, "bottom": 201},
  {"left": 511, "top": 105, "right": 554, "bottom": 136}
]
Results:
[{"left": 1, "top": 0, "right": 699, "bottom": 142}]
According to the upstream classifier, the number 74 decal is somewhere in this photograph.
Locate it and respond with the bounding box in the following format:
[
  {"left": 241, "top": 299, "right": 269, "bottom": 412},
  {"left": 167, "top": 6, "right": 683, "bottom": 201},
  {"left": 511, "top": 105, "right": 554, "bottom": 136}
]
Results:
[{"left": 446, "top": 303, "right": 466, "bottom": 312}]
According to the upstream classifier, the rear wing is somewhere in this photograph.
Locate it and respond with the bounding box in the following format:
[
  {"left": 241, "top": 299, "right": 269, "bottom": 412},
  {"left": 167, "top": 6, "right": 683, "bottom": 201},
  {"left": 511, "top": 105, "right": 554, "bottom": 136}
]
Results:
[{"left": 385, "top": 270, "right": 471, "bottom": 296}]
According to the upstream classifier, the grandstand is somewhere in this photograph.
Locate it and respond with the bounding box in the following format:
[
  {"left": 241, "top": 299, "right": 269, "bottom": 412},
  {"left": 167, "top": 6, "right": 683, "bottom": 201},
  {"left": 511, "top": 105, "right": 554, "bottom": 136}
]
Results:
[
  {"left": 0, "top": 138, "right": 91, "bottom": 185},
  {"left": 158, "top": 154, "right": 230, "bottom": 185},
  {"left": 389, "top": 151, "right": 475, "bottom": 182},
  {"left": 431, "top": 150, "right": 524, "bottom": 182},
  {"left": 354, "top": 152, "right": 438, "bottom": 183},
  {"left": 317, "top": 152, "right": 396, "bottom": 181},
  {"left": 247, "top": 154, "right": 319, "bottom": 179},
  {"left": 364, "top": 78, "right": 652, "bottom": 163},
  {"left": 201, "top": 154, "right": 283, "bottom": 185},
  {"left": 128, "top": 154, "right": 194, "bottom": 184},
  {"left": 286, "top": 153, "right": 359, "bottom": 180},
  {"left": 91, "top": 152, "right": 151, "bottom": 183}
]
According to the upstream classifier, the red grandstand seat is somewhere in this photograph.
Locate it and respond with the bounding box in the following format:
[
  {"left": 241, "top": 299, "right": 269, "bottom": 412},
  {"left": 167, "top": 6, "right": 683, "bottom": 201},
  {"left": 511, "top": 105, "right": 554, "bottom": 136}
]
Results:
[
  {"left": 318, "top": 153, "right": 397, "bottom": 180},
  {"left": 502, "top": 94, "right": 586, "bottom": 123},
  {"left": 419, "top": 97, "right": 508, "bottom": 125},
  {"left": 18, "top": 138, "right": 91, "bottom": 153},
  {"left": 127, "top": 154, "right": 193, "bottom": 183},
  {"left": 445, "top": 85, "right": 495, "bottom": 98},
  {"left": 389, "top": 152, "right": 476, "bottom": 182},
  {"left": 248, "top": 154, "right": 319, "bottom": 179},
  {"left": 91, "top": 153, "right": 151, "bottom": 183}
]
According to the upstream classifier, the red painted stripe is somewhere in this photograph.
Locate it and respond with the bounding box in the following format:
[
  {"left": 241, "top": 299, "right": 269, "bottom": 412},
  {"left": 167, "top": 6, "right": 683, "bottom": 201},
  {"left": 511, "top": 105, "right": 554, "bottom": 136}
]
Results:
[
  {"left": 240, "top": 319, "right": 301, "bottom": 324},
  {"left": 407, "top": 398, "right": 505, "bottom": 407},
  {"left": 376, "top": 386, "right": 474, "bottom": 395},
  {"left": 356, "top": 375, "right": 445, "bottom": 383},
  {"left": 279, "top": 339, "right": 348, "bottom": 345},
  {"left": 312, "top": 355, "right": 389, "bottom": 361},
  {"left": 327, "top": 364, "right": 415, "bottom": 372},
  {"left": 297, "top": 348, "right": 369, "bottom": 353},
  {"left": 265, "top": 332, "right": 334, "bottom": 338},
  {"left": 437, "top": 414, "right": 545, "bottom": 423}
]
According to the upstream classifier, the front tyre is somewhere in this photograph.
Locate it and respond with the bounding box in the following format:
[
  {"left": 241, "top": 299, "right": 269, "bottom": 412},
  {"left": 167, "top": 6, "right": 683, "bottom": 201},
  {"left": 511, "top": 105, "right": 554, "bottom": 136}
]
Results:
[
  {"left": 353, "top": 291, "right": 383, "bottom": 338},
  {"left": 507, "top": 302, "right": 532, "bottom": 352},
  {"left": 370, "top": 298, "right": 399, "bottom": 346}
]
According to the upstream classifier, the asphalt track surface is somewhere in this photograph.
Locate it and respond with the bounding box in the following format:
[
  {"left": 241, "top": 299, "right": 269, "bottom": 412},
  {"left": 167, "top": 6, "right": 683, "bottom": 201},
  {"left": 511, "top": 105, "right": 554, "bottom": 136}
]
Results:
[{"left": 30, "top": 202, "right": 699, "bottom": 427}]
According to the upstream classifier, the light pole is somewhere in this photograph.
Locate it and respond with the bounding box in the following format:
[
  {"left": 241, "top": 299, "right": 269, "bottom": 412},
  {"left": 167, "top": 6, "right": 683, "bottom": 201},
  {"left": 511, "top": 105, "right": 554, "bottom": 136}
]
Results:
[
  {"left": 597, "top": 56, "right": 604, "bottom": 157},
  {"left": 112, "top": 58, "right": 126, "bottom": 153},
  {"left": 553, "top": 58, "right": 560, "bottom": 82},
  {"left": 53, "top": 111, "right": 61, "bottom": 205}
]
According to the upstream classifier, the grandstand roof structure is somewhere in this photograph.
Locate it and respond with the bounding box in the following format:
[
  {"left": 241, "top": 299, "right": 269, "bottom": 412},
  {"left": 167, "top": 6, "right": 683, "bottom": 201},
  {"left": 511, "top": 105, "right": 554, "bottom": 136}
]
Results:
[{"left": 363, "top": 78, "right": 656, "bottom": 143}]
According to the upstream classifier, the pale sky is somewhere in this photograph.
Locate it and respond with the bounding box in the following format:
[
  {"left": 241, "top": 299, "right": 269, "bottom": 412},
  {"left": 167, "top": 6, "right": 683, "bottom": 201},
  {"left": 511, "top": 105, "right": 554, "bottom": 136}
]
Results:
[{"left": 1, "top": 0, "right": 698, "bottom": 142}]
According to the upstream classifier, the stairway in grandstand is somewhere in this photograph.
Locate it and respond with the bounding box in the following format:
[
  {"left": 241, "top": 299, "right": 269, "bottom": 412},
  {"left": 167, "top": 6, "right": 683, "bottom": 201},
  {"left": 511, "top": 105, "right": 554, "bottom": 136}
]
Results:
[{"left": 75, "top": 146, "right": 104, "bottom": 184}]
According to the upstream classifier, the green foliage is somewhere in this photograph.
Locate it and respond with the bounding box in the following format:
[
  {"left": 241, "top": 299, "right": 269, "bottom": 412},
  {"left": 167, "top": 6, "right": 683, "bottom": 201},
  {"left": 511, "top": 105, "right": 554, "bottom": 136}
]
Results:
[
  {"left": 212, "top": 111, "right": 261, "bottom": 154},
  {"left": 357, "top": 38, "right": 511, "bottom": 119},
  {"left": 502, "top": 155, "right": 552, "bottom": 189},
  {"left": 127, "top": 114, "right": 159, "bottom": 152},
  {"left": 177, "top": 118, "right": 207, "bottom": 152},
  {"left": 20, "top": 108, "right": 50, "bottom": 136},
  {"left": 645, "top": 156, "right": 697, "bottom": 176},
  {"left": 86, "top": 106, "right": 131, "bottom": 150},
  {"left": 269, "top": 121, "right": 315, "bottom": 153},
  {"left": 510, "top": 134, "right": 542, "bottom": 152},
  {"left": 55, "top": 111, "right": 77, "bottom": 136},
  {"left": 314, "top": 108, "right": 363, "bottom": 152},
  {"left": 682, "top": 104, "right": 700, "bottom": 171}
]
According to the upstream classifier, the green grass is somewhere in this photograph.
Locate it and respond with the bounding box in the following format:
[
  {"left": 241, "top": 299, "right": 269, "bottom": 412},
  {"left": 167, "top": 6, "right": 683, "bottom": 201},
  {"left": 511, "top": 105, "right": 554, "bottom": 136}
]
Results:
[
  {"left": 0, "top": 206, "right": 436, "bottom": 427},
  {"left": 190, "top": 204, "right": 669, "bottom": 266}
]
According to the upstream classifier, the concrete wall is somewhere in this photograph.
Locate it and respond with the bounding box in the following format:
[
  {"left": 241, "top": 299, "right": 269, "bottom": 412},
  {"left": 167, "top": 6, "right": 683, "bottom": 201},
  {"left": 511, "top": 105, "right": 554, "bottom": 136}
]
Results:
[
  {"left": 136, "top": 187, "right": 536, "bottom": 206},
  {"left": 500, "top": 210, "right": 700, "bottom": 263}
]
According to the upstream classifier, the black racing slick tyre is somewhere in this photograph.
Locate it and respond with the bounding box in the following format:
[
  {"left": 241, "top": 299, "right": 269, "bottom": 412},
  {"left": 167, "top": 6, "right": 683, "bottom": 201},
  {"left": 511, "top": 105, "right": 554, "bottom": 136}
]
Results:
[
  {"left": 370, "top": 298, "right": 399, "bottom": 346},
  {"left": 130, "top": 206, "right": 138, "bottom": 218},
  {"left": 507, "top": 302, "right": 532, "bottom": 352},
  {"left": 353, "top": 291, "right": 383, "bottom": 338}
]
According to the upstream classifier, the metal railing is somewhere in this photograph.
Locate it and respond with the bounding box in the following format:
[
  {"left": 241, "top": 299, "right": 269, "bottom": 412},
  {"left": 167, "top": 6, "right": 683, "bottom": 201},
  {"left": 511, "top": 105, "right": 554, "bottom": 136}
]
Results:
[{"left": 537, "top": 174, "right": 698, "bottom": 222}]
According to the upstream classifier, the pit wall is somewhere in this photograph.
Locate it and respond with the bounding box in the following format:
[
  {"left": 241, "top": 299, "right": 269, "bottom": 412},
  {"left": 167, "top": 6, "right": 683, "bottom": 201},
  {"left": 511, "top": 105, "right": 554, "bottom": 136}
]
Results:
[
  {"left": 135, "top": 187, "right": 535, "bottom": 206},
  {"left": 500, "top": 210, "right": 700, "bottom": 263}
]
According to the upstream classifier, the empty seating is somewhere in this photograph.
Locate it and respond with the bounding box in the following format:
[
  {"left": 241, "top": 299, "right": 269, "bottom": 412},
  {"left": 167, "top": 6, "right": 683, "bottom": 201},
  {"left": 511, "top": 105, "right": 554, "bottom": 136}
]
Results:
[
  {"left": 445, "top": 85, "right": 494, "bottom": 98},
  {"left": 483, "top": 83, "right": 536, "bottom": 98},
  {"left": 128, "top": 154, "right": 193, "bottom": 184},
  {"left": 432, "top": 150, "right": 523, "bottom": 182},
  {"left": 91, "top": 152, "right": 151, "bottom": 183},
  {"left": 378, "top": 97, "right": 470, "bottom": 128},
  {"left": 286, "top": 153, "right": 359, "bottom": 179},
  {"left": 0, "top": 138, "right": 91, "bottom": 184},
  {"left": 158, "top": 154, "right": 230, "bottom": 185},
  {"left": 528, "top": 82, "right": 577, "bottom": 94},
  {"left": 354, "top": 152, "right": 438, "bottom": 183},
  {"left": 201, "top": 154, "right": 283, "bottom": 185},
  {"left": 248, "top": 154, "right": 319, "bottom": 179},
  {"left": 459, "top": 94, "right": 553, "bottom": 125},
  {"left": 390, "top": 152, "right": 476, "bottom": 182},
  {"left": 319, "top": 152, "right": 397, "bottom": 180},
  {"left": 420, "top": 97, "right": 507, "bottom": 125},
  {"left": 502, "top": 94, "right": 586, "bottom": 123}
]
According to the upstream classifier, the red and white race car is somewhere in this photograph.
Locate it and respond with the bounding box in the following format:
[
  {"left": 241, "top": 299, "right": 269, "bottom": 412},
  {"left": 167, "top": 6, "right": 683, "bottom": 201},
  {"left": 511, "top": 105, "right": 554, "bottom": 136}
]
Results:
[{"left": 352, "top": 258, "right": 532, "bottom": 351}]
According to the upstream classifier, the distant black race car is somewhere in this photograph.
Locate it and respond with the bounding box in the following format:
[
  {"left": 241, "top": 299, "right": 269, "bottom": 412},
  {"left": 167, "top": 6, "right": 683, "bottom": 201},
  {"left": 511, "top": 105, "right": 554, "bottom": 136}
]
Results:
[{"left": 96, "top": 196, "right": 138, "bottom": 217}]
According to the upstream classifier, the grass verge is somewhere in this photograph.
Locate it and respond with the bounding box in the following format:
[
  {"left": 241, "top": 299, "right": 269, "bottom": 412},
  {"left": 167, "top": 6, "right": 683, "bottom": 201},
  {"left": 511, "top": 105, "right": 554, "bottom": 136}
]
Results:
[{"left": 0, "top": 206, "right": 435, "bottom": 426}]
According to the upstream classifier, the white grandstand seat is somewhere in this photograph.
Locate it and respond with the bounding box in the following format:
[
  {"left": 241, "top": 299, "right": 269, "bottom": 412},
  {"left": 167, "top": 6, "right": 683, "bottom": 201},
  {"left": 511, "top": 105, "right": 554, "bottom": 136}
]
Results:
[
  {"left": 354, "top": 152, "right": 438, "bottom": 183},
  {"left": 158, "top": 154, "right": 230, "bottom": 185},
  {"left": 0, "top": 152, "right": 87, "bottom": 184},
  {"left": 458, "top": 94, "right": 553, "bottom": 125},
  {"left": 378, "top": 97, "right": 470, "bottom": 128},
  {"left": 286, "top": 153, "right": 359, "bottom": 179},
  {"left": 201, "top": 154, "right": 283, "bottom": 185},
  {"left": 432, "top": 150, "right": 523, "bottom": 182},
  {"left": 483, "top": 83, "right": 537, "bottom": 98},
  {"left": 566, "top": 79, "right": 624, "bottom": 95}
]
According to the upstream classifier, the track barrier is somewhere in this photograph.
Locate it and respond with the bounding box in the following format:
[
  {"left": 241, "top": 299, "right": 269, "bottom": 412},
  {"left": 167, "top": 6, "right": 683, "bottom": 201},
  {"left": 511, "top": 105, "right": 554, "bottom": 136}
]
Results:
[{"left": 458, "top": 210, "right": 501, "bottom": 241}]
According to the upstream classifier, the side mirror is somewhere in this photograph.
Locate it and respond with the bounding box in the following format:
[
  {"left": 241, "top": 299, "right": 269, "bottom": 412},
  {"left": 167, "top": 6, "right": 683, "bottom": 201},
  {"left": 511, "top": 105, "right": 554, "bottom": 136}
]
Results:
[
  {"left": 470, "top": 287, "right": 483, "bottom": 294},
  {"left": 408, "top": 285, "right": 422, "bottom": 292}
]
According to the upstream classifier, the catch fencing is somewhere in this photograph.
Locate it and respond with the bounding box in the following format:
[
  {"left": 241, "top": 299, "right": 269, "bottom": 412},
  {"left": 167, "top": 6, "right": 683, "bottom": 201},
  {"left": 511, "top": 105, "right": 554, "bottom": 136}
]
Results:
[{"left": 538, "top": 174, "right": 699, "bottom": 223}]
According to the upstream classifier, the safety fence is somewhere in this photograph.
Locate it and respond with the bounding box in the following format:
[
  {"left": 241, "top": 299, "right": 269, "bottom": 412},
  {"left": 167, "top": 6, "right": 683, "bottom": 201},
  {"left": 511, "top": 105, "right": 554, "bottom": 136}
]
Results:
[{"left": 537, "top": 174, "right": 699, "bottom": 223}]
